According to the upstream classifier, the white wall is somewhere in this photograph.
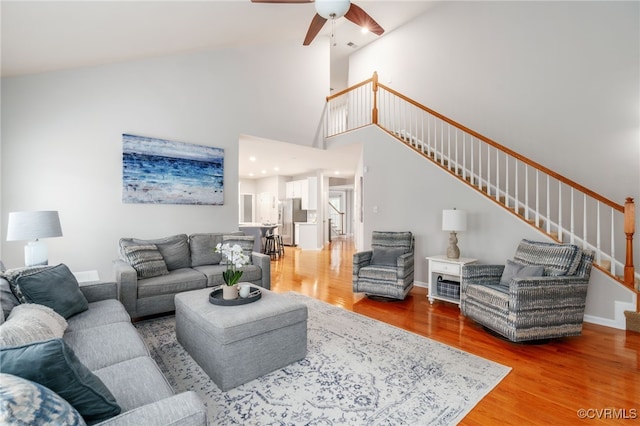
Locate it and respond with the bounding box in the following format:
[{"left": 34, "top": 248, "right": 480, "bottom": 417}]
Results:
[
  {"left": 349, "top": 0, "right": 639, "bottom": 211},
  {"left": 1, "top": 40, "right": 329, "bottom": 279}
]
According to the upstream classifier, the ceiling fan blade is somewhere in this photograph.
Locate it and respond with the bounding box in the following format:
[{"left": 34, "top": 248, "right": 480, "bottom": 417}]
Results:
[
  {"left": 251, "top": 0, "right": 313, "bottom": 3},
  {"left": 303, "top": 13, "right": 327, "bottom": 45},
  {"left": 344, "top": 3, "right": 385, "bottom": 36}
]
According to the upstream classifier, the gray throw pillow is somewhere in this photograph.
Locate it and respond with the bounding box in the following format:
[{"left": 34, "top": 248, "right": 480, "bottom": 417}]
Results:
[
  {"left": 0, "top": 373, "right": 87, "bottom": 426},
  {"left": 4, "top": 264, "right": 88, "bottom": 319},
  {"left": 499, "top": 259, "right": 545, "bottom": 287},
  {"left": 189, "top": 233, "right": 224, "bottom": 267},
  {"left": 370, "top": 247, "right": 407, "bottom": 266},
  {"left": 0, "top": 277, "right": 20, "bottom": 320},
  {"left": 121, "top": 244, "right": 170, "bottom": 279},
  {"left": 0, "top": 338, "right": 121, "bottom": 424}
]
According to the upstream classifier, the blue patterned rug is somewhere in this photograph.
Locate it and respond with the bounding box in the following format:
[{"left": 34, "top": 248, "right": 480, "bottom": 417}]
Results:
[{"left": 134, "top": 293, "right": 510, "bottom": 425}]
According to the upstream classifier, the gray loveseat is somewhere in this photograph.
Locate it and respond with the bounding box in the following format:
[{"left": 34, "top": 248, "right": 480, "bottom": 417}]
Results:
[
  {"left": 0, "top": 268, "right": 207, "bottom": 425},
  {"left": 113, "top": 233, "right": 271, "bottom": 318}
]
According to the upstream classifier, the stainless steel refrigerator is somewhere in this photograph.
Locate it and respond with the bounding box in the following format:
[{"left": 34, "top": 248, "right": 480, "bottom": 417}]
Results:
[{"left": 279, "top": 198, "right": 307, "bottom": 246}]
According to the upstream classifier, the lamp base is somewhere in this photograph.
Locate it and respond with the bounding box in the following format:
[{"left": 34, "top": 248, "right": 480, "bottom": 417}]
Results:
[
  {"left": 25, "top": 240, "right": 48, "bottom": 267},
  {"left": 446, "top": 231, "right": 460, "bottom": 259}
]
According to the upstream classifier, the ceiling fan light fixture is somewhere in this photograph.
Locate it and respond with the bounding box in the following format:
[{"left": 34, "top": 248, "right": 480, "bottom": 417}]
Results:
[{"left": 315, "top": 0, "right": 351, "bottom": 20}]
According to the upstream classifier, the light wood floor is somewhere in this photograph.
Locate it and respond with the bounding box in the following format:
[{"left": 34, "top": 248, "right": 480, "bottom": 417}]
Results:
[{"left": 269, "top": 237, "right": 639, "bottom": 425}]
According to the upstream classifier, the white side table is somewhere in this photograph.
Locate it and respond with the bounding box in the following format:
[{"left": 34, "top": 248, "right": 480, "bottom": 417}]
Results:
[{"left": 426, "top": 255, "right": 477, "bottom": 307}]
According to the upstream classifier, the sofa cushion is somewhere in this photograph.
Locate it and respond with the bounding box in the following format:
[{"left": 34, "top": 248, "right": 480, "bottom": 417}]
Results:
[
  {"left": 137, "top": 268, "right": 207, "bottom": 299},
  {"left": 0, "top": 338, "right": 121, "bottom": 424},
  {"left": 358, "top": 265, "right": 397, "bottom": 282},
  {"left": 499, "top": 259, "right": 545, "bottom": 287},
  {"left": 93, "top": 356, "right": 175, "bottom": 412},
  {"left": 194, "top": 263, "right": 262, "bottom": 287},
  {"left": 189, "top": 233, "right": 224, "bottom": 267},
  {"left": 63, "top": 322, "right": 149, "bottom": 371},
  {"left": 120, "top": 234, "right": 191, "bottom": 271},
  {"left": 0, "top": 373, "right": 87, "bottom": 426},
  {"left": 66, "top": 300, "right": 131, "bottom": 333},
  {"left": 121, "top": 244, "right": 170, "bottom": 279},
  {"left": 4, "top": 264, "right": 88, "bottom": 319},
  {"left": 513, "top": 239, "right": 582, "bottom": 276},
  {"left": 0, "top": 304, "right": 67, "bottom": 347}
]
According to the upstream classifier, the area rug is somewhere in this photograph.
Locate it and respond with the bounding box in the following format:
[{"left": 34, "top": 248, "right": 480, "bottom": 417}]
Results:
[{"left": 134, "top": 293, "right": 510, "bottom": 425}]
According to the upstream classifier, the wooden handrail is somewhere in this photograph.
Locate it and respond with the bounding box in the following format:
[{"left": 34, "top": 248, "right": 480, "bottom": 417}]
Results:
[
  {"left": 326, "top": 72, "right": 636, "bottom": 292},
  {"left": 376, "top": 81, "right": 623, "bottom": 213},
  {"left": 326, "top": 77, "right": 374, "bottom": 102}
]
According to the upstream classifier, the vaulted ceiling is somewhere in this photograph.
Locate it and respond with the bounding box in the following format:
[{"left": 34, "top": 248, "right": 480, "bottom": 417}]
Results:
[{"left": 1, "top": 1, "right": 434, "bottom": 179}]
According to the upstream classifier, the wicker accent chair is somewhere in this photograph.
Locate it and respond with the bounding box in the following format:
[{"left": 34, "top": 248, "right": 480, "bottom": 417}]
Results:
[
  {"left": 460, "top": 239, "right": 594, "bottom": 342},
  {"left": 353, "top": 231, "right": 415, "bottom": 300}
]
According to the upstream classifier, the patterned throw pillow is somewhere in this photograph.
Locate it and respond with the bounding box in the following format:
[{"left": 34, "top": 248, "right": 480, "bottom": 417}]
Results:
[
  {"left": 0, "top": 304, "right": 68, "bottom": 347},
  {"left": 121, "top": 244, "right": 170, "bottom": 279},
  {"left": 0, "top": 373, "right": 87, "bottom": 426},
  {"left": 1, "top": 266, "right": 51, "bottom": 303},
  {"left": 221, "top": 235, "right": 255, "bottom": 264}
]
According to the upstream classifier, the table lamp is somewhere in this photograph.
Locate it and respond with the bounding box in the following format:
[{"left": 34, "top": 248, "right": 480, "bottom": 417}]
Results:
[
  {"left": 442, "top": 208, "right": 467, "bottom": 259},
  {"left": 6, "top": 211, "right": 63, "bottom": 266}
]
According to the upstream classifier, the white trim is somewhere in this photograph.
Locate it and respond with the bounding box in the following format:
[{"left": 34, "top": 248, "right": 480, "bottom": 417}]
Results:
[
  {"left": 583, "top": 300, "right": 636, "bottom": 330},
  {"left": 413, "top": 280, "right": 428, "bottom": 289}
]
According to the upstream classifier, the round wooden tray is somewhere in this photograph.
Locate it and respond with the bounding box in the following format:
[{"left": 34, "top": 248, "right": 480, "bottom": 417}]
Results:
[{"left": 209, "top": 285, "right": 262, "bottom": 306}]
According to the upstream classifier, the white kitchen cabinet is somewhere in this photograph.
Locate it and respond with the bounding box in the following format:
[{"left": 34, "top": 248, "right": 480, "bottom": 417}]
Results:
[
  {"left": 286, "top": 181, "right": 302, "bottom": 199},
  {"left": 287, "top": 178, "right": 317, "bottom": 211}
]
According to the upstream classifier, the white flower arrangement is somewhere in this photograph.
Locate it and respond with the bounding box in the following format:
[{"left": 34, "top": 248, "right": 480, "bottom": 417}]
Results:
[{"left": 215, "top": 243, "right": 250, "bottom": 286}]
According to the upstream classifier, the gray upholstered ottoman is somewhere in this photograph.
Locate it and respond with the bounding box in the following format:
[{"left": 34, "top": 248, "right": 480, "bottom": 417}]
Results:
[{"left": 174, "top": 287, "right": 308, "bottom": 391}]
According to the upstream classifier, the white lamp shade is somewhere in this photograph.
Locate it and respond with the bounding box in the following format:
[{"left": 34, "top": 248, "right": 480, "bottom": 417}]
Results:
[
  {"left": 6, "top": 211, "right": 63, "bottom": 241},
  {"left": 315, "top": 0, "right": 351, "bottom": 19},
  {"left": 442, "top": 209, "right": 467, "bottom": 232}
]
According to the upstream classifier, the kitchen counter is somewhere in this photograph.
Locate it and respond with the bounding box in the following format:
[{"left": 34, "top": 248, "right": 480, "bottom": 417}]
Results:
[
  {"left": 239, "top": 223, "right": 278, "bottom": 253},
  {"left": 295, "top": 222, "right": 320, "bottom": 250}
]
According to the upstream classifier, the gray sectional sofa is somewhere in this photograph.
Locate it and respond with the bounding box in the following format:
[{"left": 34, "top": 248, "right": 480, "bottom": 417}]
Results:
[
  {"left": 0, "top": 265, "right": 207, "bottom": 425},
  {"left": 113, "top": 233, "right": 271, "bottom": 318}
]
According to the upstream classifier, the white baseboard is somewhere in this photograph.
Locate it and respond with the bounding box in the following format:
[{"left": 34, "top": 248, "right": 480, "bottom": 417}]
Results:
[
  {"left": 583, "top": 300, "right": 635, "bottom": 330},
  {"left": 413, "top": 280, "right": 428, "bottom": 289}
]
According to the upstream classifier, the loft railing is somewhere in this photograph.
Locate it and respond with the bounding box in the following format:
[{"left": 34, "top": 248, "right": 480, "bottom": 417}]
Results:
[{"left": 326, "top": 72, "right": 637, "bottom": 305}]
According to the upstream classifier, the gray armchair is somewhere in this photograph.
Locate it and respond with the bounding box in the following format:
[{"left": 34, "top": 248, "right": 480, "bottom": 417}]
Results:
[
  {"left": 460, "top": 239, "right": 594, "bottom": 342},
  {"left": 353, "top": 231, "right": 415, "bottom": 300}
]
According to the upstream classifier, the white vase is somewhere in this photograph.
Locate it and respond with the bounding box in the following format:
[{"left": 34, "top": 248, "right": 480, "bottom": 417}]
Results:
[{"left": 222, "top": 284, "right": 238, "bottom": 300}]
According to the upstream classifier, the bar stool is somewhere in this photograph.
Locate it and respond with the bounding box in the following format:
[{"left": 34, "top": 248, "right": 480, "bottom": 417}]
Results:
[{"left": 264, "top": 233, "right": 284, "bottom": 260}]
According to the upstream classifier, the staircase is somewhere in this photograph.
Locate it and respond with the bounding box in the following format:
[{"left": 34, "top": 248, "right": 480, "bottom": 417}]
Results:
[
  {"left": 328, "top": 202, "right": 345, "bottom": 242},
  {"left": 325, "top": 72, "right": 639, "bottom": 326}
]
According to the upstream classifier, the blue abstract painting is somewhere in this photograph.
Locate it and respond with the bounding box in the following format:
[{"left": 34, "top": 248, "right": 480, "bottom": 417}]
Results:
[{"left": 122, "top": 134, "right": 224, "bottom": 205}]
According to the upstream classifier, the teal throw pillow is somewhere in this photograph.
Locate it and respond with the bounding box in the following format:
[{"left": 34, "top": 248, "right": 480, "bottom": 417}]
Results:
[
  {"left": 0, "top": 373, "right": 87, "bottom": 426},
  {"left": 370, "top": 247, "right": 406, "bottom": 266},
  {"left": 0, "top": 338, "right": 121, "bottom": 424},
  {"left": 8, "top": 264, "right": 88, "bottom": 319},
  {"left": 499, "top": 259, "right": 545, "bottom": 287}
]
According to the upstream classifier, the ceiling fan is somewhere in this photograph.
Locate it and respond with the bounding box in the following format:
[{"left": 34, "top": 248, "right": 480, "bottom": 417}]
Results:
[{"left": 251, "top": 0, "right": 385, "bottom": 46}]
